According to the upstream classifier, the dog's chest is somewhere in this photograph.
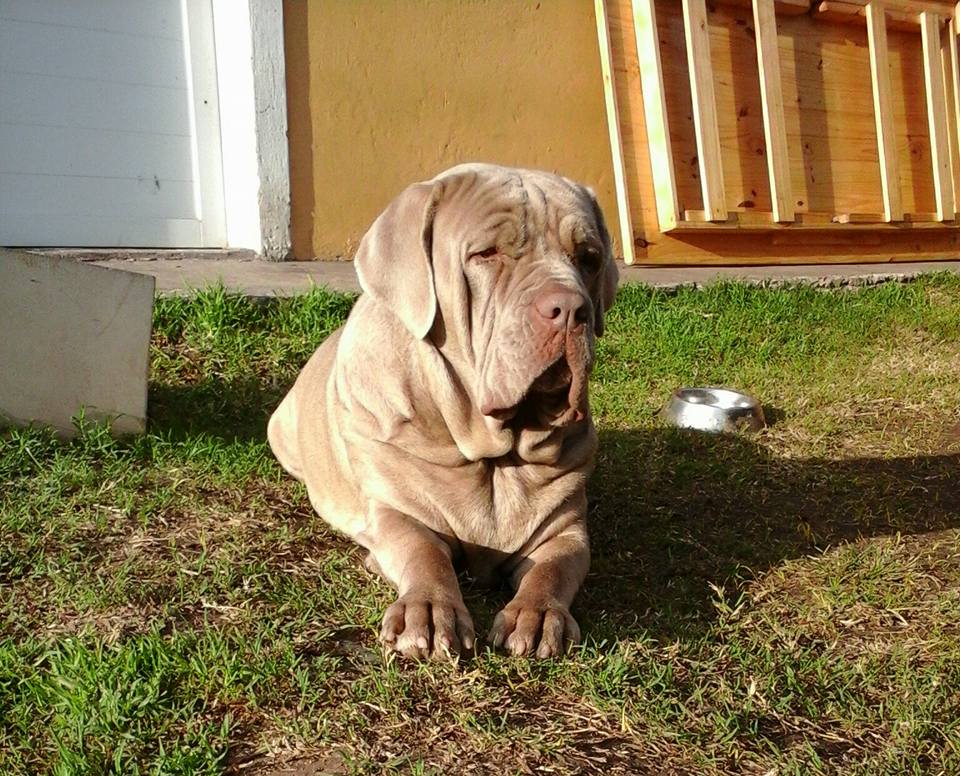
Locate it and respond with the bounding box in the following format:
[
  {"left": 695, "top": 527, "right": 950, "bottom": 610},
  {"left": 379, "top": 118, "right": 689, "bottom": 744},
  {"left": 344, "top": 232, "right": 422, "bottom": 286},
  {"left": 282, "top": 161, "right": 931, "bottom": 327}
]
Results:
[{"left": 437, "top": 455, "right": 581, "bottom": 559}]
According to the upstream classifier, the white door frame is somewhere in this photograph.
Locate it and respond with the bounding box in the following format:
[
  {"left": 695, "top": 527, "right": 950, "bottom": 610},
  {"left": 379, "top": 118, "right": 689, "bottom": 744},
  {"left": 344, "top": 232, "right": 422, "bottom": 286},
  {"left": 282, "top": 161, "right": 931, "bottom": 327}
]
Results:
[
  {"left": 186, "top": 0, "right": 227, "bottom": 248},
  {"left": 211, "top": 0, "right": 292, "bottom": 259}
]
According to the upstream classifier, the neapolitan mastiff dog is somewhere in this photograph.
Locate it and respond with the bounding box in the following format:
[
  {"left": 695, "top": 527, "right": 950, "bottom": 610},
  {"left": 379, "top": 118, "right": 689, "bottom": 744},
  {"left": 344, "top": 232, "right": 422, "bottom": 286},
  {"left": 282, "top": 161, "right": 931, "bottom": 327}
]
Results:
[{"left": 268, "top": 163, "right": 618, "bottom": 658}]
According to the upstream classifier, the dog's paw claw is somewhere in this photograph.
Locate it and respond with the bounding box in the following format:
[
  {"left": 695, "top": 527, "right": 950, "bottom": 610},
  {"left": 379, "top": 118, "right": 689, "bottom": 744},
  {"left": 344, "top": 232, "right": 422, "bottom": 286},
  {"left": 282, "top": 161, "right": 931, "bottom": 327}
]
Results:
[
  {"left": 379, "top": 594, "right": 475, "bottom": 660},
  {"left": 487, "top": 601, "right": 580, "bottom": 658}
]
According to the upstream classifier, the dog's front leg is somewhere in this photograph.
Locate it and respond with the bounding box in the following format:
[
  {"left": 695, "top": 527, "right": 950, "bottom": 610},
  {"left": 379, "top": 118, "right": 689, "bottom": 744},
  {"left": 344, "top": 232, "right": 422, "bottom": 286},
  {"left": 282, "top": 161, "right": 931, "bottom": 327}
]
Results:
[
  {"left": 488, "top": 517, "right": 589, "bottom": 658},
  {"left": 367, "top": 505, "right": 475, "bottom": 659}
]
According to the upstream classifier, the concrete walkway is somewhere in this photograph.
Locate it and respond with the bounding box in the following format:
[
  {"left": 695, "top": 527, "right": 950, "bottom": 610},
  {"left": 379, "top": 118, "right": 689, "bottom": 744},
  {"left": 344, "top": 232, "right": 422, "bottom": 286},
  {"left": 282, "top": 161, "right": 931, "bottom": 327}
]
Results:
[{"left": 89, "top": 256, "right": 960, "bottom": 297}]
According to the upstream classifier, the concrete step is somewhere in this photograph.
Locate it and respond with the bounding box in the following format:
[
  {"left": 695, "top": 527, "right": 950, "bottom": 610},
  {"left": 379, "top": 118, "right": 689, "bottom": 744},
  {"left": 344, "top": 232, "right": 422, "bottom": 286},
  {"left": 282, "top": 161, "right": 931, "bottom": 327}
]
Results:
[{"left": 83, "top": 256, "right": 960, "bottom": 298}]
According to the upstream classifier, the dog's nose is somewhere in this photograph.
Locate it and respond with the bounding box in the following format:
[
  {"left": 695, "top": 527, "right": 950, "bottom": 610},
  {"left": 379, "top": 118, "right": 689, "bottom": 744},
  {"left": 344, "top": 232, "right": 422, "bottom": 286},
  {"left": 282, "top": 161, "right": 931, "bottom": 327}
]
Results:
[{"left": 533, "top": 285, "right": 589, "bottom": 329}]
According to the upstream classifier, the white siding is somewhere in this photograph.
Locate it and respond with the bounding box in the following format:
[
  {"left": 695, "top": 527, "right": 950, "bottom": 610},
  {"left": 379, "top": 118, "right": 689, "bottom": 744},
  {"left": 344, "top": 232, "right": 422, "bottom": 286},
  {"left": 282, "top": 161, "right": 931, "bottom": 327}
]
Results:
[{"left": 0, "top": 0, "right": 225, "bottom": 247}]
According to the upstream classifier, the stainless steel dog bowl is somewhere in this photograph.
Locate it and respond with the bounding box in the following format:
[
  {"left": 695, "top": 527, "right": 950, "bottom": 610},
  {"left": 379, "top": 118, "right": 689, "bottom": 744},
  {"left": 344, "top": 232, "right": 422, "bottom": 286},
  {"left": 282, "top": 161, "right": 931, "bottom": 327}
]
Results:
[{"left": 662, "top": 387, "right": 765, "bottom": 433}]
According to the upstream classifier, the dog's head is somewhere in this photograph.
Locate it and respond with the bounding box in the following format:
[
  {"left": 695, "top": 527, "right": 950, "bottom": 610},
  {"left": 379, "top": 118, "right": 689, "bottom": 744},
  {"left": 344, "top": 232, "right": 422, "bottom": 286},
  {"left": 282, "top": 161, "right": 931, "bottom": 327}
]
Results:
[{"left": 355, "top": 163, "right": 618, "bottom": 428}]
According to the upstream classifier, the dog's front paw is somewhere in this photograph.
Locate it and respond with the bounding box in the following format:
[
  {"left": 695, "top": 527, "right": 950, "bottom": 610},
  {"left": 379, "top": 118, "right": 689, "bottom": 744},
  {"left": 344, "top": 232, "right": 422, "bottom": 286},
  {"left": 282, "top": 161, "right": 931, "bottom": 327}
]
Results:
[
  {"left": 487, "top": 599, "right": 581, "bottom": 658},
  {"left": 379, "top": 592, "right": 476, "bottom": 660}
]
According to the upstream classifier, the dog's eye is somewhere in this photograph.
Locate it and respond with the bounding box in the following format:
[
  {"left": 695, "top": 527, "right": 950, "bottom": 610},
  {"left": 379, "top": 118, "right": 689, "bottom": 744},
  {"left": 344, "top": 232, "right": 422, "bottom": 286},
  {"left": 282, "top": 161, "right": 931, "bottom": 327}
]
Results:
[
  {"left": 576, "top": 248, "right": 602, "bottom": 274},
  {"left": 470, "top": 246, "right": 500, "bottom": 263}
]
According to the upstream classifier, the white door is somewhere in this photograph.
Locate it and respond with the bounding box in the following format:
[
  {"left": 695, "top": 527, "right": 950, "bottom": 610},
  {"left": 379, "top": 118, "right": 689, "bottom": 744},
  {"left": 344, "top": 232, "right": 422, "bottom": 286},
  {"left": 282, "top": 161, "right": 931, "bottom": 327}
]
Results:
[{"left": 0, "top": 0, "right": 225, "bottom": 247}]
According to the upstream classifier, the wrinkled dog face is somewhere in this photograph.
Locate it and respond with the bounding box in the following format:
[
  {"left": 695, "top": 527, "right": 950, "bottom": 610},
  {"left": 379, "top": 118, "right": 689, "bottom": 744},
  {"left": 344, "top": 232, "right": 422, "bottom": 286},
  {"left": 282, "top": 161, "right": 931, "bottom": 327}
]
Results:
[
  {"left": 355, "top": 164, "right": 618, "bottom": 427},
  {"left": 431, "top": 166, "right": 617, "bottom": 427}
]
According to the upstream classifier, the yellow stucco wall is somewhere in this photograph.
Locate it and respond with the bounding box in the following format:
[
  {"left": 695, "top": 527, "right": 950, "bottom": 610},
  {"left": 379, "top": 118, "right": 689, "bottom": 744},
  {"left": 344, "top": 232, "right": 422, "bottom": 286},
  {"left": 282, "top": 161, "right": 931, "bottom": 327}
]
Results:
[{"left": 283, "top": 0, "right": 618, "bottom": 260}]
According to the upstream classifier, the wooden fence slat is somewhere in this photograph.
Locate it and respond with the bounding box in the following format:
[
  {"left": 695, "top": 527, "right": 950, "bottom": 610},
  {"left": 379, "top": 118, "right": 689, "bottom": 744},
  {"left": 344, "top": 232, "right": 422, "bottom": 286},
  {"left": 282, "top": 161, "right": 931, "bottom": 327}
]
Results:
[
  {"left": 752, "top": 0, "right": 795, "bottom": 222},
  {"left": 632, "top": 0, "right": 679, "bottom": 232},
  {"left": 866, "top": 2, "right": 904, "bottom": 221},
  {"left": 921, "top": 12, "right": 955, "bottom": 221},
  {"left": 682, "top": 0, "right": 727, "bottom": 221},
  {"left": 943, "top": 7, "right": 960, "bottom": 213},
  {"left": 816, "top": 1, "right": 921, "bottom": 30},
  {"left": 723, "top": 0, "right": 811, "bottom": 13},
  {"left": 594, "top": 0, "right": 637, "bottom": 264}
]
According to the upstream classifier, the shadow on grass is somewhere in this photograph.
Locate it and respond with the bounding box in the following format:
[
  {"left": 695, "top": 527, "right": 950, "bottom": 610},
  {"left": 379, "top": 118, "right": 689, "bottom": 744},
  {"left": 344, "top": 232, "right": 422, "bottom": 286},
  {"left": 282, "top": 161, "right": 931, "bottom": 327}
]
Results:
[
  {"left": 583, "top": 428, "right": 960, "bottom": 641},
  {"left": 146, "top": 375, "right": 960, "bottom": 644},
  {"left": 147, "top": 377, "right": 292, "bottom": 442}
]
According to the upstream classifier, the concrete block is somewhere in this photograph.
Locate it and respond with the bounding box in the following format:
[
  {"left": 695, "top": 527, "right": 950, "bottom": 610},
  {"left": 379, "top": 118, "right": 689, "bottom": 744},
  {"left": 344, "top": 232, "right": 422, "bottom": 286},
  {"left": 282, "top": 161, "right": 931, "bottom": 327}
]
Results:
[{"left": 1, "top": 250, "right": 155, "bottom": 436}]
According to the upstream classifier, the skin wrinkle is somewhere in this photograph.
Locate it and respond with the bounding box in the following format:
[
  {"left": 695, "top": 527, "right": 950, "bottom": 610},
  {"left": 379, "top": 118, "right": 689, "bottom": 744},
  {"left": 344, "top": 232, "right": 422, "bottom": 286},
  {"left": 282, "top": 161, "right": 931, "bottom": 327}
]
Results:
[
  {"left": 527, "top": 182, "right": 549, "bottom": 240},
  {"left": 472, "top": 251, "right": 504, "bottom": 373},
  {"left": 515, "top": 174, "right": 529, "bottom": 252},
  {"left": 476, "top": 266, "right": 498, "bottom": 367},
  {"left": 462, "top": 263, "right": 474, "bottom": 362},
  {"left": 476, "top": 263, "right": 511, "bottom": 405},
  {"left": 268, "top": 164, "right": 618, "bottom": 658}
]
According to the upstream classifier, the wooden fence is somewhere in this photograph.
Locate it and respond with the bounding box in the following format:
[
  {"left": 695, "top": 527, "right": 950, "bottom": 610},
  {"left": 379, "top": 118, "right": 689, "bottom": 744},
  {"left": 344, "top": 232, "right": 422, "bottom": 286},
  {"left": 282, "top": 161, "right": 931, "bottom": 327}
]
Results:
[{"left": 595, "top": 0, "right": 960, "bottom": 264}]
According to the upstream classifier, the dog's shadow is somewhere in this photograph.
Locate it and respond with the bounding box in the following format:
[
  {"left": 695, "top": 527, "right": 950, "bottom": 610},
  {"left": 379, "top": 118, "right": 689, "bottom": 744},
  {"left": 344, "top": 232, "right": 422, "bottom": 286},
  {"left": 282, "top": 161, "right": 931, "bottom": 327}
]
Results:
[
  {"left": 581, "top": 426, "right": 960, "bottom": 642},
  {"left": 149, "top": 381, "right": 960, "bottom": 644}
]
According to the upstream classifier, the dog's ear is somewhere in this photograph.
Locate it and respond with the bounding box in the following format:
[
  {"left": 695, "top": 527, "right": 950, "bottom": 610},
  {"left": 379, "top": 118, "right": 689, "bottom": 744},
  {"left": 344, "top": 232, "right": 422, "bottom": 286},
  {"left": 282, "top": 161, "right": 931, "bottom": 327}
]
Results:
[
  {"left": 354, "top": 181, "right": 442, "bottom": 340},
  {"left": 595, "top": 251, "right": 619, "bottom": 337},
  {"left": 583, "top": 186, "right": 618, "bottom": 337}
]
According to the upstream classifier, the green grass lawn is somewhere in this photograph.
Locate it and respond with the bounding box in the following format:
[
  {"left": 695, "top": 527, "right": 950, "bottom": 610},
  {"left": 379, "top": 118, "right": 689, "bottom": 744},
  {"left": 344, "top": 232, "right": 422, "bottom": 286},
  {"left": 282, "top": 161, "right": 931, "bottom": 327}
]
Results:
[{"left": 3, "top": 277, "right": 960, "bottom": 775}]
